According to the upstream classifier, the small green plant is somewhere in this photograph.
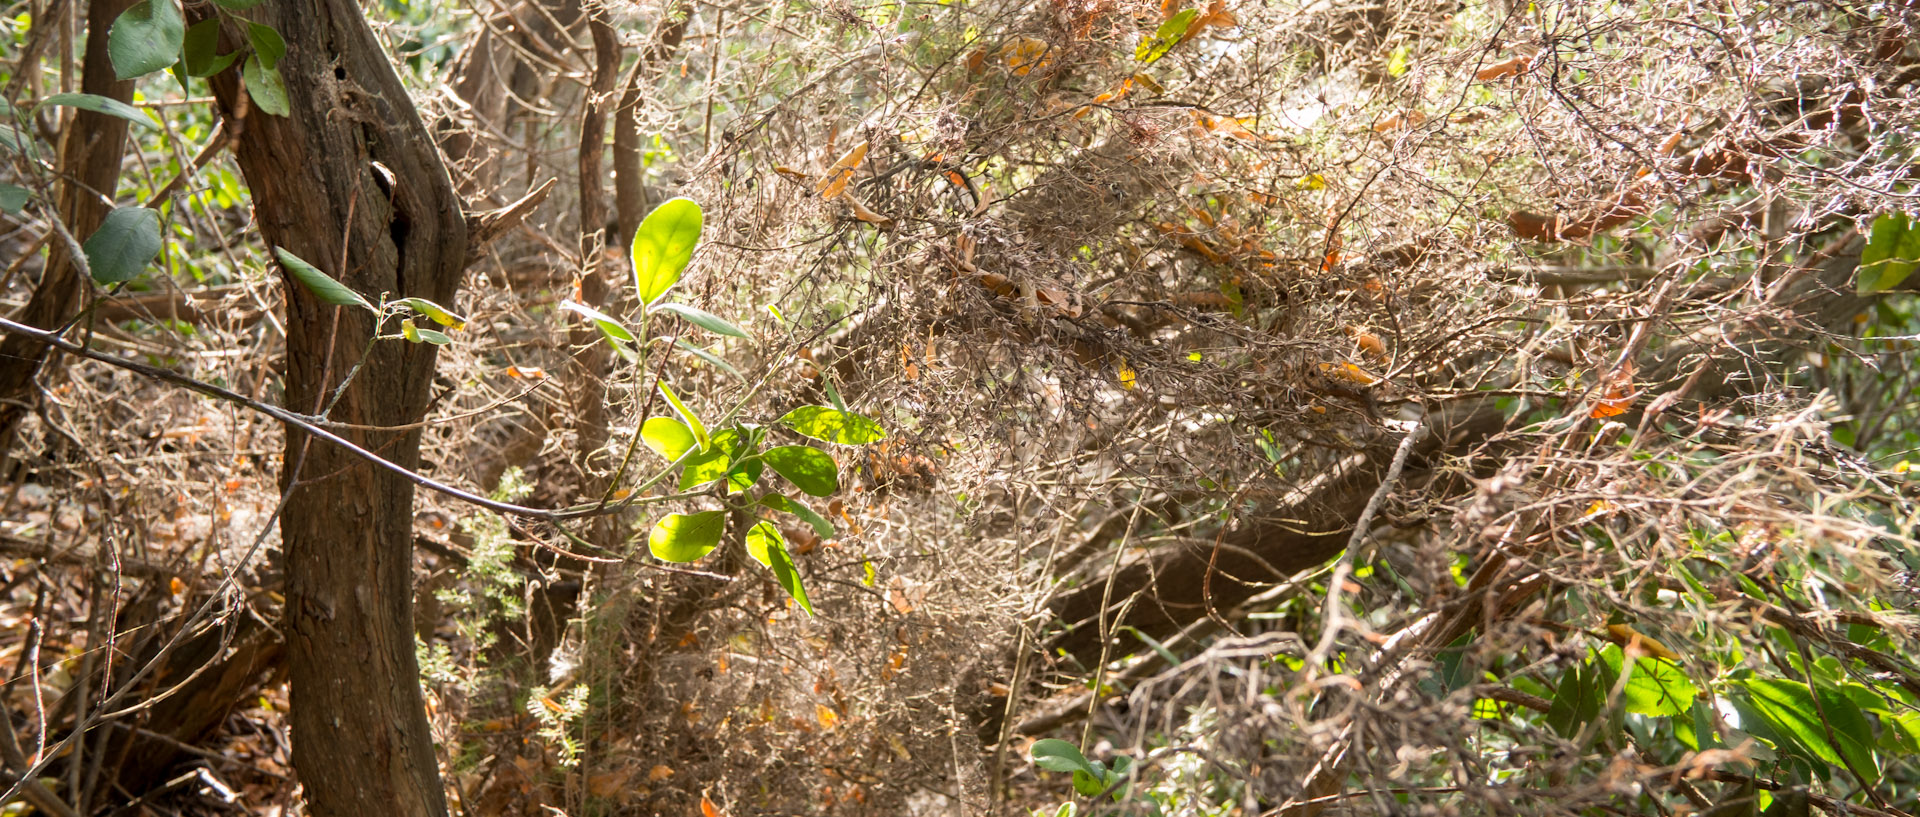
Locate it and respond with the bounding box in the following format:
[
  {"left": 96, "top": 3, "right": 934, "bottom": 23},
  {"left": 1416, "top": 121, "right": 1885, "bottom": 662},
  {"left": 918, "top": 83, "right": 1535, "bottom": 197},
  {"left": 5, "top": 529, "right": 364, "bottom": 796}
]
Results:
[
  {"left": 567, "top": 197, "right": 888, "bottom": 614},
  {"left": 1032, "top": 739, "right": 1135, "bottom": 802},
  {"left": 524, "top": 684, "right": 591, "bottom": 768}
]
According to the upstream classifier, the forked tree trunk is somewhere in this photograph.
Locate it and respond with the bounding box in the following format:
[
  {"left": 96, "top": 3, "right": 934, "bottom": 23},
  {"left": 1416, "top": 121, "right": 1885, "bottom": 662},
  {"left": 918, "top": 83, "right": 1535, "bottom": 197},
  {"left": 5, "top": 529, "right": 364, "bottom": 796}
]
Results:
[{"left": 198, "top": 3, "right": 468, "bottom": 814}]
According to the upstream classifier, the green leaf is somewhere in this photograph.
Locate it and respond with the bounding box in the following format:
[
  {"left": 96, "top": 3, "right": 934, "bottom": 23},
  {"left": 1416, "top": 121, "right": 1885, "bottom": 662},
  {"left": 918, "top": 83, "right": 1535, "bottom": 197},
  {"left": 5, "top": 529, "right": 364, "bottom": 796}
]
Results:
[
  {"left": 648, "top": 302, "right": 749, "bottom": 338},
  {"left": 1072, "top": 769, "right": 1108, "bottom": 798},
  {"left": 678, "top": 428, "right": 760, "bottom": 492},
  {"left": 397, "top": 297, "right": 467, "bottom": 329},
  {"left": 246, "top": 21, "right": 286, "bottom": 70},
  {"left": 632, "top": 197, "right": 703, "bottom": 305},
  {"left": 761, "top": 494, "right": 834, "bottom": 538},
  {"left": 0, "top": 124, "right": 30, "bottom": 156},
  {"left": 641, "top": 417, "right": 697, "bottom": 462},
  {"left": 38, "top": 93, "right": 149, "bottom": 126},
  {"left": 1598, "top": 644, "right": 1697, "bottom": 717},
  {"left": 110, "top": 1, "right": 186, "bottom": 80},
  {"left": 242, "top": 56, "right": 289, "bottom": 117},
  {"left": 1735, "top": 678, "right": 1878, "bottom": 784},
  {"left": 182, "top": 19, "right": 238, "bottom": 77},
  {"left": 675, "top": 338, "right": 743, "bottom": 379},
  {"left": 747, "top": 521, "right": 814, "bottom": 614},
  {"left": 760, "top": 445, "right": 839, "bottom": 497},
  {"left": 1031, "top": 739, "right": 1102, "bottom": 777},
  {"left": 647, "top": 511, "right": 726, "bottom": 562},
  {"left": 83, "top": 206, "right": 163, "bottom": 285},
  {"left": 1546, "top": 663, "right": 1603, "bottom": 740},
  {"left": 400, "top": 319, "right": 451, "bottom": 345},
  {"left": 0, "top": 184, "right": 28, "bottom": 214},
  {"left": 657, "top": 381, "right": 710, "bottom": 452},
  {"left": 1858, "top": 212, "right": 1920, "bottom": 295},
  {"left": 777, "top": 405, "right": 888, "bottom": 445},
  {"left": 1135, "top": 8, "right": 1197, "bottom": 64},
  {"left": 560, "top": 300, "right": 637, "bottom": 360},
  {"left": 274, "top": 247, "right": 374, "bottom": 310}
]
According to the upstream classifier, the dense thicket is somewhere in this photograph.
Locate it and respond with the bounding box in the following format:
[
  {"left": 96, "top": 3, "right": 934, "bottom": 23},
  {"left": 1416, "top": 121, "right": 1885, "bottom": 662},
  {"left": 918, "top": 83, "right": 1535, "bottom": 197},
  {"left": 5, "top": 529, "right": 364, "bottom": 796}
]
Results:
[{"left": 2, "top": 1, "right": 1919, "bottom": 815}]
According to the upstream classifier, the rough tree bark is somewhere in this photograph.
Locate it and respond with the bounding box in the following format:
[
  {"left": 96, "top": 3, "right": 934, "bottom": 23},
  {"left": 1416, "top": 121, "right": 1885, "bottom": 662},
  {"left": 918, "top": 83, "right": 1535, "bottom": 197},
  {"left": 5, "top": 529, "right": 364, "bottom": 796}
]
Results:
[{"left": 197, "top": 3, "right": 469, "bottom": 814}]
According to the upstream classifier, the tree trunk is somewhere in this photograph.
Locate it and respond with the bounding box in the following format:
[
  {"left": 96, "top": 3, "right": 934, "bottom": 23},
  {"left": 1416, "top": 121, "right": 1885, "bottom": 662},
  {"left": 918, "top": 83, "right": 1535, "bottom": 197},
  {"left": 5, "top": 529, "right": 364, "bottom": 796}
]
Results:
[{"left": 198, "top": 3, "right": 469, "bottom": 815}]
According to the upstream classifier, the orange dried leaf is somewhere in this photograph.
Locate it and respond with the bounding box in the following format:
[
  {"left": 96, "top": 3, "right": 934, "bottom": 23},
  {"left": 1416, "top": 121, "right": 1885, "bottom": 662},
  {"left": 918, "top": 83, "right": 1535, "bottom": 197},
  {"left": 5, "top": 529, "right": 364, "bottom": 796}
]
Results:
[
  {"left": 844, "top": 194, "right": 895, "bottom": 229},
  {"left": 816, "top": 703, "right": 840, "bottom": 729},
  {"left": 998, "top": 37, "right": 1054, "bottom": 76},
  {"left": 649, "top": 764, "right": 675, "bottom": 782},
  {"left": 815, "top": 141, "right": 869, "bottom": 197},
  {"left": 1350, "top": 328, "right": 1388, "bottom": 361},
  {"left": 1316, "top": 361, "right": 1378, "bottom": 385},
  {"left": 1373, "top": 110, "right": 1426, "bottom": 132},
  {"left": 1474, "top": 55, "right": 1530, "bottom": 81},
  {"left": 701, "top": 794, "right": 721, "bottom": 817},
  {"left": 506, "top": 365, "right": 546, "bottom": 380},
  {"left": 1604, "top": 623, "right": 1681, "bottom": 662},
  {"left": 169, "top": 577, "right": 186, "bottom": 595}
]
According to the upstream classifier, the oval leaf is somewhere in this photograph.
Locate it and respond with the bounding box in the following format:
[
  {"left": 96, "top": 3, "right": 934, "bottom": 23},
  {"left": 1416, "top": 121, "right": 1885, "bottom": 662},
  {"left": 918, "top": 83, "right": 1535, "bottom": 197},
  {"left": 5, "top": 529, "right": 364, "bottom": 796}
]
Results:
[
  {"left": 110, "top": 0, "right": 186, "bottom": 80},
  {"left": 398, "top": 296, "right": 467, "bottom": 329},
  {"left": 0, "top": 184, "right": 27, "bottom": 214},
  {"left": 778, "top": 405, "right": 888, "bottom": 445},
  {"left": 39, "top": 93, "right": 149, "bottom": 126},
  {"left": 761, "top": 445, "right": 839, "bottom": 497},
  {"left": 641, "top": 416, "right": 696, "bottom": 462},
  {"left": 648, "top": 511, "right": 726, "bottom": 562},
  {"left": 632, "top": 197, "right": 703, "bottom": 305},
  {"left": 83, "top": 206, "right": 162, "bottom": 285},
  {"left": 648, "top": 302, "right": 749, "bottom": 338},
  {"left": 1737, "top": 678, "right": 1878, "bottom": 783},
  {"left": 1031, "top": 739, "right": 1102, "bottom": 777},
  {"left": 761, "top": 494, "right": 834, "bottom": 538},
  {"left": 182, "top": 19, "right": 239, "bottom": 77},
  {"left": 658, "top": 381, "right": 710, "bottom": 452},
  {"left": 242, "top": 56, "right": 289, "bottom": 117},
  {"left": 757, "top": 523, "right": 814, "bottom": 615},
  {"left": 245, "top": 21, "right": 287, "bottom": 70},
  {"left": 274, "top": 247, "right": 374, "bottom": 310},
  {"left": 678, "top": 428, "right": 758, "bottom": 492},
  {"left": 559, "top": 300, "right": 636, "bottom": 361},
  {"left": 1597, "top": 644, "right": 1696, "bottom": 717}
]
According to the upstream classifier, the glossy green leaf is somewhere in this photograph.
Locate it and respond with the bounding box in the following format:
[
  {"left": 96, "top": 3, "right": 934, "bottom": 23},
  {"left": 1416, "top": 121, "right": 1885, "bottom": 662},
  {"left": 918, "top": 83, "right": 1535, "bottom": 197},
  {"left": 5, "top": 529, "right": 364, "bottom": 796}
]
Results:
[
  {"left": 657, "top": 381, "right": 710, "bottom": 452},
  {"left": 632, "top": 197, "right": 702, "bottom": 305},
  {"left": 0, "top": 184, "right": 28, "bottom": 214},
  {"left": 1031, "top": 739, "right": 1102, "bottom": 777},
  {"left": 1072, "top": 769, "right": 1108, "bottom": 798},
  {"left": 182, "top": 19, "right": 238, "bottom": 77},
  {"left": 760, "top": 524, "right": 814, "bottom": 615},
  {"left": 1598, "top": 644, "right": 1696, "bottom": 717},
  {"left": 39, "top": 93, "right": 149, "bottom": 126},
  {"left": 1735, "top": 678, "right": 1877, "bottom": 784},
  {"left": 274, "top": 247, "right": 374, "bottom": 310},
  {"left": 1135, "top": 8, "right": 1197, "bottom": 64},
  {"left": 560, "top": 300, "right": 637, "bottom": 361},
  {"left": 648, "top": 301, "right": 749, "bottom": 338},
  {"left": 641, "top": 417, "right": 697, "bottom": 462},
  {"left": 83, "top": 206, "right": 163, "bottom": 285},
  {"left": 760, "top": 445, "right": 838, "bottom": 497},
  {"left": 761, "top": 494, "right": 834, "bottom": 538},
  {"left": 397, "top": 297, "right": 467, "bottom": 329},
  {"left": 777, "top": 405, "right": 887, "bottom": 445},
  {"left": 242, "top": 56, "right": 289, "bottom": 117},
  {"left": 647, "top": 511, "right": 726, "bottom": 562},
  {"left": 110, "top": 1, "right": 186, "bottom": 80},
  {"left": 246, "top": 21, "right": 286, "bottom": 70}
]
